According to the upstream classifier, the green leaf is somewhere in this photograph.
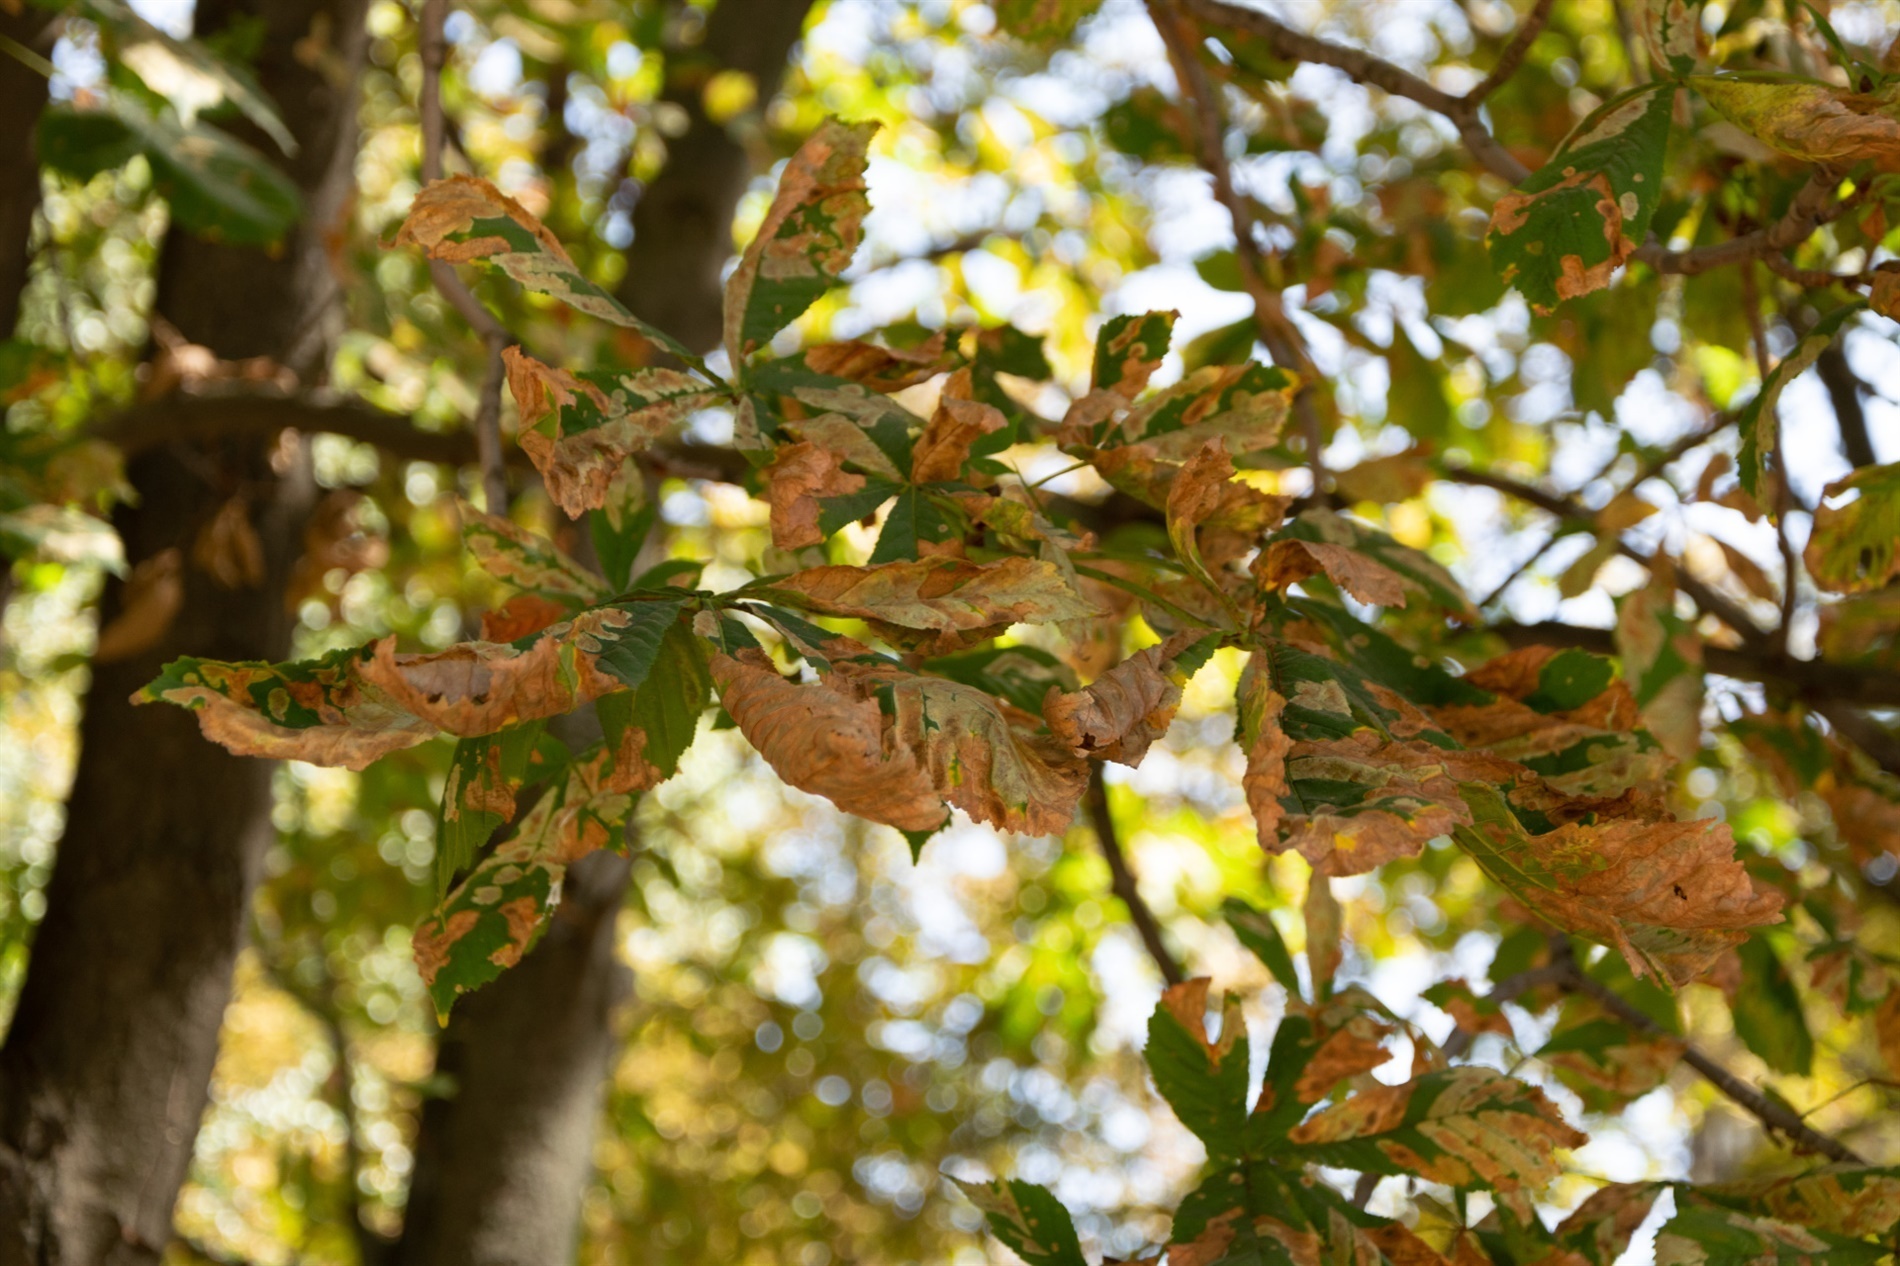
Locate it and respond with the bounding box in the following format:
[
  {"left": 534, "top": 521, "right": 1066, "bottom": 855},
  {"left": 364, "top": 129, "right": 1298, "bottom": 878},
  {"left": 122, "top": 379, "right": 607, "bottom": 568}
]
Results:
[
  {"left": 135, "top": 605, "right": 685, "bottom": 768},
  {"left": 461, "top": 503, "right": 609, "bottom": 606},
  {"left": 1146, "top": 981, "right": 1252, "bottom": 1160},
  {"left": 925, "top": 644, "right": 1077, "bottom": 716},
  {"left": 81, "top": 0, "right": 298, "bottom": 154},
  {"left": 614, "top": 619, "right": 712, "bottom": 785},
  {"left": 1223, "top": 897, "right": 1302, "bottom": 996},
  {"left": 1266, "top": 510, "right": 1476, "bottom": 620},
  {"left": 1643, "top": 0, "right": 1705, "bottom": 76},
  {"left": 1522, "top": 647, "right": 1619, "bottom": 713},
  {"left": 396, "top": 175, "right": 708, "bottom": 372},
  {"left": 723, "top": 119, "right": 877, "bottom": 361},
  {"left": 590, "top": 597, "right": 692, "bottom": 691},
  {"left": 870, "top": 488, "right": 959, "bottom": 563},
  {"left": 953, "top": 1178, "right": 1087, "bottom": 1266},
  {"left": 1805, "top": 458, "right": 1900, "bottom": 593},
  {"left": 1487, "top": 83, "right": 1673, "bottom": 310},
  {"left": 1731, "top": 934, "right": 1815, "bottom": 1076},
  {"left": 1737, "top": 303, "right": 1863, "bottom": 501},
  {"left": 415, "top": 741, "right": 642, "bottom": 1017},
  {"left": 994, "top": 0, "right": 1103, "bottom": 43},
  {"left": 1656, "top": 1201, "right": 1888, "bottom": 1266},
  {"left": 1093, "top": 310, "right": 1177, "bottom": 399},
  {"left": 434, "top": 721, "right": 557, "bottom": 897},
  {"left": 39, "top": 98, "right": 302, "bottom": 246}
]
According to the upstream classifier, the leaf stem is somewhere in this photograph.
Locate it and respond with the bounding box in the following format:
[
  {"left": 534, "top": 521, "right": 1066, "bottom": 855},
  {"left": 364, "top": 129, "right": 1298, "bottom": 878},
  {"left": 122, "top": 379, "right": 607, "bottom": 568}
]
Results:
[
  {"left": 419, "top": 0, "right": 510, "bottom": 514},
  {"left": 1085, "top": 765, "right": 1184, "bottom": 987}
]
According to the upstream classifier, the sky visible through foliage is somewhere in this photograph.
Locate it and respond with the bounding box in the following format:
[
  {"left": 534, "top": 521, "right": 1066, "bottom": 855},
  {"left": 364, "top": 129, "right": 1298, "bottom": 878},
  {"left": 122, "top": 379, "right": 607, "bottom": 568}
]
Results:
[{"left": 4, "top": 0, "right": 1900, "bottom": 1263}]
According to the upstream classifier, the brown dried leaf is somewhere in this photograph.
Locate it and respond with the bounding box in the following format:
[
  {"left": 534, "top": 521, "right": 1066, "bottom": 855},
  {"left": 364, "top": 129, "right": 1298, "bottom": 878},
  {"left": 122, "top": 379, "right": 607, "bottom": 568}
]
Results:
[
  {"left": 855, "top": 663, "right": 1089, "bottom": 836},
  {"left": 772, "top": 557, "right": 1097, "bottom": 653},
  {"left": 95, "top": 548, "right": 185, "bottom": 663},
  {"left": 763, "top": 441, "right": 866, "bottom": 550},
  {"left": 799, "top": 330, "right": 956, "bottom": 391},
  {"left": 1257, "top": 539, "right": 1411, "bottom": 607},
  {"left": 911, "top": 368, "right": 1006, "bottom": 483},
  {"left": 710, "top": 651, "right": 948, "bottom": 834},
  {"left": 192, "top": 496, "right": 264, "bottom": 590},
  {"left": 1237, "top": 649, "right": 1293, "bottom": 842},
  {"left": 1042, "top": 630, "right": 1205, "bottom": 765},
  {"left": 1305, "top": 872, "right": 1343, "bottom": 998}
]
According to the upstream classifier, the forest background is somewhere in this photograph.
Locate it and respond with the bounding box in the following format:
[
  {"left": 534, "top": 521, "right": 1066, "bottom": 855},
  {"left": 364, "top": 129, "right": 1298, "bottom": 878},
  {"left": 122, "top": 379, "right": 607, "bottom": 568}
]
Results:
[{"left": 2, "top": 0, "right": 1900, "bottom": 1263}]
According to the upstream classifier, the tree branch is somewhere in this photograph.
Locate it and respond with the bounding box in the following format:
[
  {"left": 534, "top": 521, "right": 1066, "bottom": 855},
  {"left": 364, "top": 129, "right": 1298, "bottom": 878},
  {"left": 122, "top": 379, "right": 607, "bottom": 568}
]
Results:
[
  {"left": 1466, "top": 0, "right": 1556, "bottom": 104},
  {"left": 99, "top": 387, "right": 748, "bottom": 484},
  {"left": 1631, "top": 170, "right": 1849, "bottom": 276},
  {"left": 1156, "top": 0, "right": 1329, "bottom": 487},
  {"left": 1438, "top": 939, "right": 1865, "bottom": 1163},
  {"left": 1085, "top": 765, "right": 1185, "bottom": 987},
  {"left": 1443, "top": 464, "right": 1770, "bottom": 648},
  {"left": 1817, "top": 340, "right": 1878, "bottom": 469},
  {"left": 418, "top": 0, "right": 508, "bottom": 513},
  {"left": 1178, "top": 0, "right": 1534, "bottom": 184},
  {"left": 1559, "top": 958, "right": 1866, "bottom": 1163},
  {"left": 1488, "top": 621, "right": 1900, "bottom": 707}
]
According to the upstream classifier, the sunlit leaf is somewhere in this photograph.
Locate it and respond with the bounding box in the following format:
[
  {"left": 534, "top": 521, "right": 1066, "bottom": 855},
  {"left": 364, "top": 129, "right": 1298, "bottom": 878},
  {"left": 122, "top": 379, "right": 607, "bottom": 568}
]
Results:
[
  {"left": 724, "top": 119, "right": 877, "bottom": 362},
  {"left": 1487, "top": 84, "right": 1673, "bottom": 310}
]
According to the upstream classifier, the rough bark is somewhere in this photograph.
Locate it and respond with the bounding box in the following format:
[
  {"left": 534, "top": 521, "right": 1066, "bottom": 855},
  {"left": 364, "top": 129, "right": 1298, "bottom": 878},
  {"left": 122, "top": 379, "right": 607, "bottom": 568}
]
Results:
[
  {"left": 391, "top": 3, "right": 817, "bottom": 1260},
  {"left": 0, "top": 3, "right": 370, "bottom": 1262},
  {"left": 617, "top": 0, "right": 820, "bottom": 351},
  {"left": 0, "top": 8, "right": 55, "bottom": 338}
]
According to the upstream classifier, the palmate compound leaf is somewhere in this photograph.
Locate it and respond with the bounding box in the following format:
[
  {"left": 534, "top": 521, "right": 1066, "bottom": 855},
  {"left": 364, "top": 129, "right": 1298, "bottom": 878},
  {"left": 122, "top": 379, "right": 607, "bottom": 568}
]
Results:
[
  {"left": 1284, "top": 1066, "right": 1585, "bottom": 1191},
  {"left": 952, "top": 1178, "right": 1087, "bottom": 1266},
  {"left": 1455, "top": 784, "right": 1783, "bottom": 987},
  {"left": 724, "top": 118, "right": 878, "bottom": 364},
  {"left": 764, "top": 556, "right": 1099, "bottom": 655},
  {"left": 710, "top": 647, "right": 1091, "bottom": 840},
  {"left": 1736, "top": 304, "right": 1863, "bottom": 502},
  {"left": 418, "top": 617, "right": 710, "bottom": 1014},
  {"left": 1805, "top": 460, "right": 1900, "bottom": 594},
  {"left": 1486, "top": 82, "right": 1673, "bottom": 311},
  {"left": 1238, "top": 630, "right": 1779, "bottom": 984},
  {"left": 1237, "top": 638, "right": 1473, "bottom": 877},
  {"left": 135, "top": 597, "right": 692, "bottom": 769},
  {"left": 394, "top": 174, "right": 704, "bottom": 369},
  {"left": 502, "top": 347, "right": 731, "bottom": 518}
]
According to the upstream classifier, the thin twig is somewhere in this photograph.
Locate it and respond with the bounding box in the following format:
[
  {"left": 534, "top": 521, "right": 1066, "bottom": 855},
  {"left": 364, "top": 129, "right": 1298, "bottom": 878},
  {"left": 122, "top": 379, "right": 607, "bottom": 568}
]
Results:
[
  {"left": 418, "top": 0, "right": 509, "bottom": 512},
  {"left": 1085, "top": 764, "right": 1185, "bottom": 987},
  {"left": 1174, "top": 0, "right": 1859, "bottom": 281},
  {"left": 1153, "top": 0, "right": 1328, "bottom": 488},
  {"left": 1443, "top": 464, "right": 1769, "bottom": 648},
  {"left": 1740, "top": 264, "right": 1802, "bottom": 653},
  {"left": 1559, "top": 961, "right": 1866, "bottom": 1163},
  {"left": 1434, "top": 938, "right": 1866, "bottom": 1164},
  {"left": 1466, "top": 0, "right": 1556, "bottom": 104}
]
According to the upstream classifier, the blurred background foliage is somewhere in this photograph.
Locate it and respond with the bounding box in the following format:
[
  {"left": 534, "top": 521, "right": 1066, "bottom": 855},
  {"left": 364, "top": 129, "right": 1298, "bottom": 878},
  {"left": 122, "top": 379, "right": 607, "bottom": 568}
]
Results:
[{"left": 2, "top": 0, "right": 1900, "bottom": 1262}]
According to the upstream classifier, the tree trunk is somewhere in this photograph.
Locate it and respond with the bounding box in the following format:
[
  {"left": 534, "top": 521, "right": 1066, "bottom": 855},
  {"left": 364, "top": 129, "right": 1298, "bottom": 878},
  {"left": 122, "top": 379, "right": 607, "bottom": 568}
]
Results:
[
  {"left": 0, "top": 4, "right": 370, "bottom": 1262},
  {"left": 0, "top": 7, "right": 54, "bottom": 338},
  {"left": 617, "top": 0, "right": 819, "bottom": 350},
  {"left": 391, "top": 2, "right": 817, "bottom": 1260},
  {"left": 392, "top": 851, "right": 633, "bottom": 1266}
]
